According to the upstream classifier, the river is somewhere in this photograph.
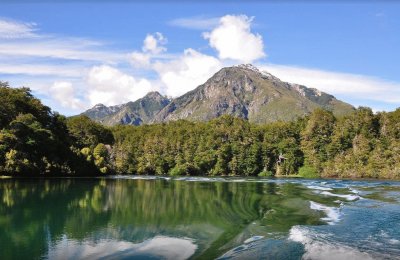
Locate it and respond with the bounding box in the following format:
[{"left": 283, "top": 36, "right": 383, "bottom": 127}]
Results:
[{"left": 0, "top": 176, "right": 399, "bottom": 259}]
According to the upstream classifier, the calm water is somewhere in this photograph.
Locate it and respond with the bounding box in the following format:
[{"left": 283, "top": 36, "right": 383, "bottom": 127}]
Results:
[{"left": 1, "top": 177, "right": 400, "bottom": 260}]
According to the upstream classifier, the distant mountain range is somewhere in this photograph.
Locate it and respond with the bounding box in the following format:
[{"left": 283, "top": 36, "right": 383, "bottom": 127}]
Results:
[{"left": 82, "top": 64, "right": 355, "bottom": 125}]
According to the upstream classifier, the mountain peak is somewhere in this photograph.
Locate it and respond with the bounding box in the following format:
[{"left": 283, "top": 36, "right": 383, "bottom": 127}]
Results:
[
  {"left": 235, "top": 64, "right": 261, "bottom": 73},
  {"left": 93, "top": 103, "right": 106, "bottom": 108},
  {"left": 146, "top": 91, "right": 162, "bottom": 97},
  {"left": 144, "top": 91, "right": 167, "bottom": 101},
  {"left": 231, "top": 64, "right": 280, "bottom": 82},
  {"left": 82, "top": 90, "right": 171, "bottom": 126}
]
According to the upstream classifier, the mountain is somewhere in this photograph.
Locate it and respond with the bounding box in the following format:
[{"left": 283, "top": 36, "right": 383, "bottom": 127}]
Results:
[
  {"left": 82, "top": 91, "right": 170, "bottom": 126},
  {"left": 151, "top": 64, "right": 354, "bottom": 124},
  {"left": 82, "top": 64, "right": 354, "bottom": 125}
]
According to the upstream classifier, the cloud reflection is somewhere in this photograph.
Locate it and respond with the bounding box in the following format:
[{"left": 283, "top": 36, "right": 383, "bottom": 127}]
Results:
[{"left": 46, "top": 235, "right": 197, "bottom": 260}]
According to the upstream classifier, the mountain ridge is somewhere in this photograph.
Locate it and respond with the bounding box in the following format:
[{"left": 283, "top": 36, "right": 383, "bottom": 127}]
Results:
[{"left": 81, "top": 64, "right": 355, "bottom": 125}]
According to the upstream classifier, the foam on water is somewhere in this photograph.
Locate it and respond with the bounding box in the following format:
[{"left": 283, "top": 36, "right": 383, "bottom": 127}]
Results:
[
  {"left": 388, "top": 239, "right": 400, "bottom": 245},
  {"left": 112, "top": 175, "right": 158, "bottom": 180},
  {"left": 244, "top": 236, "right": 264, "bottom": 244},
  {"left": 320, "top": 191, "right": 360, "bottom": 201},
  {"left": 231, "top": 179, "right": 247, "bottom": 182},
  {"left": 349, "top": 187, "right": 359, "bottom": 194},
  {"left": 288, "top": 226, "right": 375, "bottom": 260},
  {"left": 309, "top": 201, "right": 341, "bottom": 225},
  {"left": 306, "top": 185, "right": 333, "bottom": 191},
  {"left": 374, "top": 230, "right": 400, "bottom": 247},
  {"left": 174, "top": 177, "right": 216, "bottom": 182}
]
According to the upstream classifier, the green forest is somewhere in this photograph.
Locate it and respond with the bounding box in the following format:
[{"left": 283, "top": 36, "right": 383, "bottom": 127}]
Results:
[
  {"left": 0, "top": 82, "right": 113, "bottom": 175},
  {"left": 1, "top": 83, "right": 400, "bottom": 179}
]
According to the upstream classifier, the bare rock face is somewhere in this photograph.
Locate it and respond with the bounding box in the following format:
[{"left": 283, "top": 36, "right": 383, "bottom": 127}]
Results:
[{"left": 81, "top": 64, "right": 354, "bottom": 125}]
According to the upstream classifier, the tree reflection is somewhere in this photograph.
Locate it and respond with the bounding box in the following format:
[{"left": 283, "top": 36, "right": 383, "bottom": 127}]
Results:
[{"left": 0, "top": 178, "right": 339, "bottom": 259}]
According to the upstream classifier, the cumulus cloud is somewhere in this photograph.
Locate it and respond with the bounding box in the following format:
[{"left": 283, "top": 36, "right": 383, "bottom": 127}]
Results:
[
  {"left": 131, "top": 32, "right": 167, "bottom": 68},
  {"left": 153, "top": 48, "right": 222, "bottom": 97},
  {"left": 49, "top": 81, "right": 85, "bottom": 110},
  {"left": 142, "top": 32, "right": 167, "bottom": 54},
  {"left": 130, "top": 52, "right": 151, "bottom": 68},
  {"left": 203, "top": 15, "right": 265, "bottom": 63},
  {"left": 0, "top": 18, "right": 38, "bottom": 39},
  {"left": 87, "top": 65, "right": 154, "bottom": 106},
  {"left": 129, "top": 32, "right": 223, "bottom": 97}
]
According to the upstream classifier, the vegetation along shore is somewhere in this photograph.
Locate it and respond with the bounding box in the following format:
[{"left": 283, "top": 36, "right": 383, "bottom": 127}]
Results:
[{"left": 1, "top": 81, "right": 399, "bottom": 179}]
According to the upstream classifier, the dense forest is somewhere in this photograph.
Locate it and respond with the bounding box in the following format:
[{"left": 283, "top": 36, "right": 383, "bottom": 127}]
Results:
[
  {"left": 112, "top": 107, "right": 400, "bottom": 179},
  {"left": 1, "top": 83, "right": 400, "bottom": 178},
  {"left": 0, "top": 82, "right": 114, "bottom": 175}
]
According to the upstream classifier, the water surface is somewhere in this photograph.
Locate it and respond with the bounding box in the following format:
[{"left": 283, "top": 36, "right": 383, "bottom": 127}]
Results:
[{"left": 0, "top": 177, "right": 399, "bottom": 259}]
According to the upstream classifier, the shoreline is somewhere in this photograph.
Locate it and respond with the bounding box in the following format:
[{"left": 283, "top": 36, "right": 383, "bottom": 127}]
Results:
[{"left": 1, "top": 174, "right": 400, "bottom": 182}]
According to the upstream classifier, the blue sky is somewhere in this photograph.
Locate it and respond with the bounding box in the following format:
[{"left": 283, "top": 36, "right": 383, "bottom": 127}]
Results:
[{"left": 1, "top": 2, "right": 399, "bottom": 115}]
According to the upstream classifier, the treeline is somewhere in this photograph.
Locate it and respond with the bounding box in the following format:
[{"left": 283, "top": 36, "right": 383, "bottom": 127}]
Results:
[
  {"left": 0, "top": 83, "right": 114, "bottom": 175},
  {"left": 1, "top": 83, "right": 400, "bottom": 179},
  {"left": 112, "top": 107, "right": 400, "bottom": 179}
]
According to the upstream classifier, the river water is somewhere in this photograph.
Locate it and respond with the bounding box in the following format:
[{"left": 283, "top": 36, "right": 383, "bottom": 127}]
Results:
[{"left": 0, "top": 176, "right": 399, "bottom": 259}]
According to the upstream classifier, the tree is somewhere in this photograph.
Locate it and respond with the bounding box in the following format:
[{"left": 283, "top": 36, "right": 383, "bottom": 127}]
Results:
[
  {"left": 0, "top": 84, "right": 110, "bottom": 175},
  {"left": 301, "top": 109, "right": 335, "bottom": 172},
  {"left": 67, "top": 115, "right": 114, "bottom": 149}
]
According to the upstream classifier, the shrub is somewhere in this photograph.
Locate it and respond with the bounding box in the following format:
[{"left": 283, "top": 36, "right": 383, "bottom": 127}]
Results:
[
  {"left": 298, "top": 166, "right": 319, "bottom": 178},
  {"left": 258, "top": 170, "right": 274, "bottom": 177},
  {"left": 169, "top": 164, "right": 188, "bottom": 176}
]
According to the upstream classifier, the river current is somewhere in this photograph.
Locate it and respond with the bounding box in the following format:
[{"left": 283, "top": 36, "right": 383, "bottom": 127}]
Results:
[{"left": 0, "top": 176, "right": 399, "bottom": 259}]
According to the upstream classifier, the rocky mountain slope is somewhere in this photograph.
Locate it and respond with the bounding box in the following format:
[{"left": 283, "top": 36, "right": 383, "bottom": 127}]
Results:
[
  {"left": 83, "top": 91, "right": 170, "bottom": 125},
  {"left": 81, "top": 64, "right": 354, "bottom": 125}
]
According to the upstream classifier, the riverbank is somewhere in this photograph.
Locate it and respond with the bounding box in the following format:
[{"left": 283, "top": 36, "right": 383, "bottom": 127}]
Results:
[{"left": 2, "top": 174, "right": 400, "bottom": 182}]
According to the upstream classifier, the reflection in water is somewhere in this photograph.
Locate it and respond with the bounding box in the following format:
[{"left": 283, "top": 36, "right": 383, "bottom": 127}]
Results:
[
  {"left": 47, "top": 236, "right": 197, "bottom": 260},
  {"left": 0, "top": 177, "right": 400, "bottom": 259},
  {"left": 288, "top": 226, "right": 374, "bottom": 260}
]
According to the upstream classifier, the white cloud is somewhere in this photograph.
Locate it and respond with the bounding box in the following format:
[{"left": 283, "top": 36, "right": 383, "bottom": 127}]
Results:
[
  {"left": 0, "top": 17, "right": 142, "bottom": 113},
  {"left": 259, "top": 64, "right": 400, "bottom": 107},
  {"left": 203, "top": 15, "right": 265, "bottom": 63},
  {"left": 142, "top": 32, "right": 167, "bottom": 54},
  {"left": 87, "top": 65, "right": 154, "bottom": 106},
  {"left": 130, "top": 32, "right": 168, "bottom": 68},
  {"left": 153, "top": 48, "right": 222, "bottom": 97},
  {"left": 130, "top": 52, "right": 151, "bottom": 68},
  {"left": 49, "top": 81, "right": 85, "bottom": 110},
  {"left": 0, "top": 41, "right": 125, "bottom": 63},
  {"left": 168, "top": 16, "right": 220, "bottom": 30},
  {"left": 0, "top": 18, "right": 127, "bottom": 65},
  {"left": 129, "top": 32, "right": 223, "bottom": 98},
  {"left": 0, "top": 18, "right": 38, "bottom": 39},
  {"left": 0, "top": 63, "right": 85, "bottom": 77}
]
